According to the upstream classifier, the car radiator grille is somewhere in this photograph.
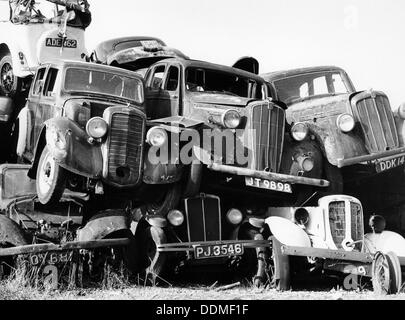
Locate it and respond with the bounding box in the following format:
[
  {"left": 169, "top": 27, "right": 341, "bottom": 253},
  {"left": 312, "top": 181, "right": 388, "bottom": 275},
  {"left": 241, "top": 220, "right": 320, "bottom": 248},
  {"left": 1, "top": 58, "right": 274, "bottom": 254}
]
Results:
[
  {"left": 107, "top": 112, "right": 145, "bottom": 186},
  {"left": 250, "top": 103, "right": 285, "bottom": 172},
  {"left": 352, "top": 92, "right": 399, "bottom": 153},
  {"left": 328, "top": 201, "right": 346, "bottom": 249},
  {"left": 185, "top": 195, "right": 221, "bottom": 242},
  {"left": 350, "top": 202, "right": 363, "bottom": 251}
]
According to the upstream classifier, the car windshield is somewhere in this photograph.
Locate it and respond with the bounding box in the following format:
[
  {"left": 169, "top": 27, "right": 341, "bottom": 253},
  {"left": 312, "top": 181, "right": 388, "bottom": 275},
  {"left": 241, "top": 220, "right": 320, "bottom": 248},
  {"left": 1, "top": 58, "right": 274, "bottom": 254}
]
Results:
[
  {"left": 64, "top": 68, "right": 144, "bottom": 104},
  {"left": 185, "top": 67, "right": 264, "bottom": 99},
  {"left": 273, "top": 71, "right": 350, "bottom": 105}
]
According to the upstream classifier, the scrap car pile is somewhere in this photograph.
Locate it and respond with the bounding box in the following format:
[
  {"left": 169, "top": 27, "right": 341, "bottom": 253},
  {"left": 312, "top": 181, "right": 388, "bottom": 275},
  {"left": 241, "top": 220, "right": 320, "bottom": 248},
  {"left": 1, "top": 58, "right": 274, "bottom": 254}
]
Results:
[{"left": 1, "top": 0, "right": 405, "bottom": 294}]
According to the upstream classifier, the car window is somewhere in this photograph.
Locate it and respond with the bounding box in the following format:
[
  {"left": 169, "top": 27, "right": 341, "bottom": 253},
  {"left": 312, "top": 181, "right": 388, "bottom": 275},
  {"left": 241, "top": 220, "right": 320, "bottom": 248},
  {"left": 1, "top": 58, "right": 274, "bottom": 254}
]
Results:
[
  {"left": 165, "top": 66, "right": 179, "bottom": 91},
  {"left": 149, "top": 65, "right": 165, "bottom": 90},
  {"left": 43, "top": 68, "right": 59, "bottom": 97},
  {"left": 313, "top": 76, "right": 328, "bottom": 95},
  {"left": 32, "top": 68, "right": 46, "bottom": 96}
]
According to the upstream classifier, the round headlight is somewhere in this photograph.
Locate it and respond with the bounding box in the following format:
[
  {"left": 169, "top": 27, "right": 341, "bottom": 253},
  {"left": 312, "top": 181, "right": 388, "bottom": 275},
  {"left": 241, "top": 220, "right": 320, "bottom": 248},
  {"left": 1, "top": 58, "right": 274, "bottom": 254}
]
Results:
[
  {"left": 397, "top": 103, "right": 405, "bottom": 120},
  {"left": 167, "top": 210, "right": 184, "bottom": 226},
  {"left": 223, "top": 110, "right": 241, "bottom": 129},
  {"left": 297, "top": 156, "right": 314, "bottom": 172},
  {"left": 226, "top": 208, "right": 243, "bottom": 225},
  {"left": 86, "top": 117, "right": 108, "bottom": 139},
  {"left": 291, "top": 122, "right": 308, "bottom": 141},
  {"left": 337, "top": 114, "right": 355, "bottom": 133},
  {"left": 294, "top": 208, "right": 309, "bottom": 226},
  {"left": 146, "top": 127, "right": 168, "bottom": 147}
]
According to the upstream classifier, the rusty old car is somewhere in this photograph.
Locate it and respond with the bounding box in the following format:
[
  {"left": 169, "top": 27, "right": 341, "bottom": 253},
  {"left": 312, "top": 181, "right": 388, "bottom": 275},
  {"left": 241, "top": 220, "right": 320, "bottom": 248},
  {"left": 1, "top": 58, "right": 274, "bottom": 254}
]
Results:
[
  {"left": 124, "top": 58, "right": 337, "bottom": 285},
  {"left": 10, "top": 60, "right": 182, "bottom": 215},
  {"left": 262, "top": 66, "right": 405, "bottom": 189},
  {"left": 0, "top": 163, "right": 136, "bottom": 288},
  {"left": 265, "top": 194, "right": 405, "bottom": 294}
]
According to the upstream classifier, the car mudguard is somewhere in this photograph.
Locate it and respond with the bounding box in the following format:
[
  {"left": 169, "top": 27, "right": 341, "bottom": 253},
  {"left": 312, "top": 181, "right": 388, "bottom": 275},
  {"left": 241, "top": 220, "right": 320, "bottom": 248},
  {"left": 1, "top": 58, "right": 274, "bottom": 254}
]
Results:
[
  {"left": 76, "top": 209, "right": 130, "bottom": 242},
  {"left": 33, "top": 117, "right": 103, "bottom": 179},
  {"left": 265, "top": 216, "right": 311, "bottom": 247}
]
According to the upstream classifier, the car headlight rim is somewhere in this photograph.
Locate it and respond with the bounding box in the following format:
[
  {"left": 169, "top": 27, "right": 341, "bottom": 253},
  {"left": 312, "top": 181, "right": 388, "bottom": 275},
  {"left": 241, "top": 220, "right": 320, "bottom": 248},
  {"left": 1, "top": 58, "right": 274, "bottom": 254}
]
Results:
[
  {"left": 86, "top": 117, "right": 108, "bottom": 139},
  {"left": 226, "top": 208, "right": 243, "bottom": 225},
  {"left": 167, "top": 209, "right": 184, "bottom": 226},
  {"left": 336, "top": 113, "right": 355, "bottom": 133},
  {"left": 222, "top": 109, "right": 241, "bottom": 129},
  {"left": 146, "top": 127, "right": 168, "bottom": 147},
  {"left": 291, "top": 122, "right": 308, "bottom": 141}
]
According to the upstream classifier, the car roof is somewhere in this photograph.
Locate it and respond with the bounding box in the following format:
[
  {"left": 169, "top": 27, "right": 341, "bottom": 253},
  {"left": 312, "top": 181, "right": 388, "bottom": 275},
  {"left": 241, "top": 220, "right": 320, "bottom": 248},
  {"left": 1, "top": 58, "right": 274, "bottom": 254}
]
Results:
[
  {"left": 162, "top": 58, "right": 266, "bottom": 82},
  {"left": 262, "top": 66, "right": 346, "bottom": 82},
  {"left": 93, "top": 36, "right": 167, "bottom": 62},
  {"left": 40, "top": 60, "right": 144, "bottom": 80}
]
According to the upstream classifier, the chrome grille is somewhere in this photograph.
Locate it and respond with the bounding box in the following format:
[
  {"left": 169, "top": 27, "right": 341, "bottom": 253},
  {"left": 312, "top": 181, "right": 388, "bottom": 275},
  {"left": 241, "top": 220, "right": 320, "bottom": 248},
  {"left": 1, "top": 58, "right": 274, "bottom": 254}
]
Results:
[
  {"left": 185, "top": 195, "right": 221, "bottom": 242},
  {"left": 352, "top": 92, "right": 399, "bottom": 153},
  {"left": 328, "top": 201, "right": 346, "bottom": 249},
  {"left": 350, "top": 202, "right": 363, "bottom": 251},
  {"left": 250, "top": 103, "right": 285, "bottom": 172},
  {"left": 107, "top": 111, "right": 145, "bottom": 186}
]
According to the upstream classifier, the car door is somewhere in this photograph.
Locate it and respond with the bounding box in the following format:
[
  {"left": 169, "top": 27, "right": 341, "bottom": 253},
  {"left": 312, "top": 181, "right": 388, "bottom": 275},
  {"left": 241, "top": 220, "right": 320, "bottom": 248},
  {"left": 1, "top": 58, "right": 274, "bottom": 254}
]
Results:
[
  {"left": 24, "top": 67, "right": 47, "bottom": 159},
  {"left": 145, "top": 63, "right": 181, "bottom": 119},
  {"left": 32, "top": 67, "right": 61, "bottom": 148}
]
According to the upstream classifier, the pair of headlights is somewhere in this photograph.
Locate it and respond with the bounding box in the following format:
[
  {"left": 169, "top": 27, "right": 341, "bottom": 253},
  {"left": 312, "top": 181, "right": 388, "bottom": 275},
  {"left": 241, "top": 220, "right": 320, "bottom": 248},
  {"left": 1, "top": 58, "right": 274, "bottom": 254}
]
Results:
[
  {"left": 291, "top": 113, "right": 355, "bottom": 141},
  {"left": 167, "top": 208, "right": 244, "bottom": 227}
]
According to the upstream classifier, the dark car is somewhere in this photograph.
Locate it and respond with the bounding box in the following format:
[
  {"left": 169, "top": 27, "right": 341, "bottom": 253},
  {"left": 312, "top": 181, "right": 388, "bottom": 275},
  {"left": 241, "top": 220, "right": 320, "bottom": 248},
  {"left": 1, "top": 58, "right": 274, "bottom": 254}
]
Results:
[
  {"left": 9, "top": 61, "right": 181, "bottom": 216},
  {"left": 263, "top": 66, "right": 405, "bottom": 186}
]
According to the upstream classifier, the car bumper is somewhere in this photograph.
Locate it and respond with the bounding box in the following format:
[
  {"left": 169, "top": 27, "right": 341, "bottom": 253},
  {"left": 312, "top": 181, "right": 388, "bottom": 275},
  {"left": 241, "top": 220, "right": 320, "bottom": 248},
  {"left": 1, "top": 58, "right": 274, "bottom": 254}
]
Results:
[
  {"left": 207, "top": 163, "right": 330, "bottom": 187},
  {"left": 157, "top": 239, "right": 271, "bottom": 253},
  {"left": 336, "top": 147, "right": 405, "bottom": 168}
]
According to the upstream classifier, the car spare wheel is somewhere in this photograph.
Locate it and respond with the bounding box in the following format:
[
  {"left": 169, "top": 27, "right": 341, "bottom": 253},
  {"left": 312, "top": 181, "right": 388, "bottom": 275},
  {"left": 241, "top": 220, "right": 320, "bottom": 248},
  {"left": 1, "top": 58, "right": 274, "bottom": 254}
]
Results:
[
  {"left": 0, "top": 55, "right": 22, "bottom": 97},
  {"left": 36, "top": 146, "right": 67, "bottom": 206}
]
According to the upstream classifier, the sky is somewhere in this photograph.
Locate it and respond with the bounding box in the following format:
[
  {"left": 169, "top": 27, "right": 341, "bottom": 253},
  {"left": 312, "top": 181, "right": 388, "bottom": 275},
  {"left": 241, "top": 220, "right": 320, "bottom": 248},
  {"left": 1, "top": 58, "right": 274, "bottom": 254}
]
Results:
[{"left": 1, "top": 0, "right": 405, "bottom": 108}]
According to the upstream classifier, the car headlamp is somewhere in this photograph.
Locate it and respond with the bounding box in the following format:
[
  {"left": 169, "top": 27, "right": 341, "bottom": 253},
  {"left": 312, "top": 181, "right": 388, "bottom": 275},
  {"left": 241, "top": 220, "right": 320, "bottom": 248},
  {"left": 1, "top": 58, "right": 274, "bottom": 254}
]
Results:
[
  {"left": 226, "top": 208, "right": 243, "bottom": 225},
  {"left": 291, "top": 122, "right": 308, "bottom": 141},
  {"left": 86, "top": 117, "right": 108, "bottom": 139},
  {"left": 167, "top": 210, "right": 184, "bottom": 226},
  {"left": 397, "top": 103, "right": 405, "bottom": 120},
  {"left": 146, "top": 127, "right": 168, "bottom": 147},
  {"left": 223, "top": 110, "right": 241, "bottom": 129},
  {"left": 336, "top": 114, "right": 355, "bottom": 133}
]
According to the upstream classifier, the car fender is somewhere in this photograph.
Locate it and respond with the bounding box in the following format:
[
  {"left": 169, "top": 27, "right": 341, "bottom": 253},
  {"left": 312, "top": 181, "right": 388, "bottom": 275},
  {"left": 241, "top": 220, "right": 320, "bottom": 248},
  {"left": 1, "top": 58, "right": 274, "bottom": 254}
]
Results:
[
  {"left": 32, "top": 117, "right": 102, "bottom": 179},
  {"left": 306, "top": 122, "right": 368, "bottom": 167},
  {"left": 265, "top": 216, "right": 311, "bottom": 247},
  {"left": 0, "top": 38, "right": 32, "bottom": 78},
  {"left": 76, "top": 210, "right": 130, "bottom": 242},
  {"left": 364, "top": 231, "right": 405, "bottom": 257},
  {"left": 0, "top": 215, "right": 28, "bottom": 247},
  {"left": 45, "top": 117, "right": 103, "bottom": 178}
]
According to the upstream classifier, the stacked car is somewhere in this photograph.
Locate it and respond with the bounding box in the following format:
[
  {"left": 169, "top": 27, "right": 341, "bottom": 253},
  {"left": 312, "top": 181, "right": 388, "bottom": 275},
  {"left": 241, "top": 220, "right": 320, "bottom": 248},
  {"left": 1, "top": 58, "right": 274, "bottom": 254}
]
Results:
[{"left": 1, "top": 0, "right": 405, "bottom": 293}]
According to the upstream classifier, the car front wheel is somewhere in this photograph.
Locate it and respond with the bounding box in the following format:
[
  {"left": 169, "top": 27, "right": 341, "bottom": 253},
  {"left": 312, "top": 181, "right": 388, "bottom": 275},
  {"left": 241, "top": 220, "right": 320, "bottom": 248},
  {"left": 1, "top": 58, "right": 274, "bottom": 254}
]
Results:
[
  {"left": 0, "top": 55, "right": 22, "bottom": 97},
  {"left": 36, "top": 146, "right": 66, "bottom": 206}
]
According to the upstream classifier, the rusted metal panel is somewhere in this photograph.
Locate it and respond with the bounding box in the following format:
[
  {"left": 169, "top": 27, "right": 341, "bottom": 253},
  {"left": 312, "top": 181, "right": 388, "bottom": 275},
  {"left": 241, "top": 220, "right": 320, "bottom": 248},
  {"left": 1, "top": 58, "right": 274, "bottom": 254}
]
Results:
[
  {"left": 0, "top": 238, "right": 130, "bottom": 257},
  {"left": 280, "top": 245, "right": 373, "bottom": 263},
  {"left": 208, "top": 163, "right": 330, "bottom": 187}
]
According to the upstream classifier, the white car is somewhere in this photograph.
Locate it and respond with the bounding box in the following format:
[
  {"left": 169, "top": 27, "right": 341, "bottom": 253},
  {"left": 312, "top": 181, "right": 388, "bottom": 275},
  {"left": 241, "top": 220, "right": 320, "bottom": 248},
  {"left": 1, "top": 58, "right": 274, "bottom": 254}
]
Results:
[{"left": 0, "top": 0, "right": 90, "bottom": 97}]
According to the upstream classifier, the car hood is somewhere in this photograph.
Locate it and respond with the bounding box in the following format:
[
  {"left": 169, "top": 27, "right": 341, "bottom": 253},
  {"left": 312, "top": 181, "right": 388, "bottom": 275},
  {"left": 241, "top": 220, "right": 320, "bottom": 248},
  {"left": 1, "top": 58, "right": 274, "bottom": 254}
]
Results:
[
  {"left": 286, "top": 93, "right": 351, "bottom": 123},
  {"left": 191, "top": 92, "right": 252, "bottom": 107}
]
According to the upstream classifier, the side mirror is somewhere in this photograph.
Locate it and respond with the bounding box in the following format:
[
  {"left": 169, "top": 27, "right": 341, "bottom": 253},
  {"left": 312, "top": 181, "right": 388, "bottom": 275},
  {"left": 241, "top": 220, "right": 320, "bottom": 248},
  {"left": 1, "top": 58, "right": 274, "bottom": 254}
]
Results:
[{"left": 0, "top": 97, "right": 14, "bottom": 123}]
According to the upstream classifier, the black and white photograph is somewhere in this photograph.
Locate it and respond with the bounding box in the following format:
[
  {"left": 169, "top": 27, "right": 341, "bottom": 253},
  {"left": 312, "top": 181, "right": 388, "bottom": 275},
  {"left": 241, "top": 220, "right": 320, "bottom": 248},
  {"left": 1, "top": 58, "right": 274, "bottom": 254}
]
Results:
[{"left": 0, "top": 0, "right": 405, "bottom": 310}]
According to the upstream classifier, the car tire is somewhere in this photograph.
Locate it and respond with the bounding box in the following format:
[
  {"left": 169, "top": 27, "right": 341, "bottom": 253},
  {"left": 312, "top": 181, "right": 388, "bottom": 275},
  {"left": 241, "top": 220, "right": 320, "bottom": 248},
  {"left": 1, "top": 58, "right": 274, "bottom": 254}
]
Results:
[
  {"left": 0, "top": 55, "right": 22, "bottom": 98},
  {"left": 36, "top": 146, "right": 66, "bottom": 206}
]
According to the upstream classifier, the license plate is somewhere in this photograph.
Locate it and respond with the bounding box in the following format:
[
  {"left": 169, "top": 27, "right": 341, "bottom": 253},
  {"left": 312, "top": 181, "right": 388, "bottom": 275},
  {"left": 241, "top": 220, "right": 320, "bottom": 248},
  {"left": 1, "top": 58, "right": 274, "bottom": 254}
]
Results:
[
  {"left": 46, "top": 38, "right": 77, "bottom": 48},
  {"left": 194, "top": 243, "right": 244, "bottom": 259},
  {"left": 376, "top": 155, "right": 405, "bottom": 173},
  {"left": 26, "top": 251, "right": 74, "bottom": 267},
  {"left": 245, "top": 177, "right": 292, "bottom": 193}
]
